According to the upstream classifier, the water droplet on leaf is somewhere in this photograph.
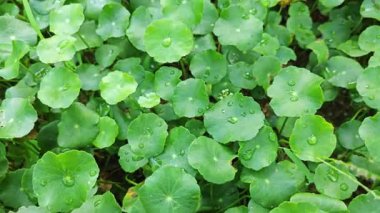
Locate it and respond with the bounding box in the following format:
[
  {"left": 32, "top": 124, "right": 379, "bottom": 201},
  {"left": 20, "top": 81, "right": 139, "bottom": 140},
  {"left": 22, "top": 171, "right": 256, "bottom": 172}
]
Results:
[
  {"left": 40, "top": 180, "right": 47, "bottom": 186},
  {"left": 139, "top": 143, "right": 145, "bottom": 149},
  {"left": 241, "top": 149, "right": 254, "bottom": 160},
  {"left": 340, "top": 183, "right": 348, "bottom": 191},
  {"left": 227, "top": 101, "right": 233, "bottom": 106},
  {"left": 227, "top": 116, "right": 238, "bottom": 124},
  {"left": 307, "top": 135, "right": 317, "bottom": 145},
  {"left": 327, "top": 169, "right": 339, "bottom": 182},
  {"left": 89, "top": 170, "right": 97, "bottom": 177},
  {"left": 62, "top": 175, "right": 75, "bottom": 187},
  {"left": 288, "top": 80, "right": 296, "bottom": 86},
  {"left": 161, "top": 37, "right": 172, "bottom": 47}
]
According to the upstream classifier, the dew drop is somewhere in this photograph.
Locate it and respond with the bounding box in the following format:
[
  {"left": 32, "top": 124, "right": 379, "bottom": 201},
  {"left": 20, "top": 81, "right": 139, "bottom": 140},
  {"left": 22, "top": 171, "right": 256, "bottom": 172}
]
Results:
[
  {"left": 165, "top": 82, "right": 170, "bottom": 87},
  {"left": 62, "top": 175, "right": 75, "bottom": 187},
  {"left": 327, "top": 169, "right": 339, "bottom": 182},
  {"left": 249, "top": 109, "right": 255, "bottom": 114},
  {"left": 179, "top": 149, "right": 185, "bottom": 156},
  {"left": 235, "top": 28, "right": 241, "bottom": 33},
  {"left": 198, "top": 108, "right": 204, "bottom": 113},
  {"left": 241, "top": 149, "right": 254, "bottom": 160},
  {"left": 132, "top": 155, "right": 144, "bottom": 161},
  {"left": 369, "top": 95, "right": 375, "bottom": 100},
  {"left": 89, "top": 170, "right": 97, "bottom": 177},
  {"left": 340, "top": 183, "right": 348, "bottom": 191},
  {"left": 241, "top": 112, "right": 247, "bottom": 117},
  {"left": 244, "top": 72, "right": 253, "bottom": 80},
  {"left": 227, "top": 116, "right": 238, "bottom": 124},
  {"left": 170, "top": 70, "right": 175, "bottom": 75},
  {"left": 288, "top": 80, "right": 296, "bottom": 86},
  {"left": 94, "top": 199, "right": 102, "bottom": 207},
  {"left": 65, "top": 198, "right": 73, "bottom": 204},
  {"left": 40, "top": 180, "right": 47, "bottom": 187},
  {"left": 161, "top": 37, "right": 172, "bottom": 47},
  {"left": 268, "top": 132, "right": 277, "bottom": 142},
  {"left": 307, "top": 135, "right": 317, "bottom": 145},
  {"left": 290, "top": 95, "right": 299, "bottom": 102},
  {"left": 139, "top": 143, "right": 145, "bottom": 149},
  {"left": 221, "top": 109, "right": 226, "bottom": 113}
]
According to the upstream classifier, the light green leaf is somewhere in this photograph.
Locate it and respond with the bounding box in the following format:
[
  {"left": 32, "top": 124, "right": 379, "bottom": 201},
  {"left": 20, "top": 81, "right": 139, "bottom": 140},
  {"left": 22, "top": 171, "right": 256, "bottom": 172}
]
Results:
[
  {"left": 160, "top": 0, "right": 204, "bottom": 29},
  {"left": 356, "top": 66, "right": 380, "bottom": 110},
  {"left": 290, "top": 193, "right": 347, "bottom": 212},
  {"left": 92, "top": 116, "right": 118, "bottom": 148},
  {"left": 36, "top": 35, "right": 76, "bottom": 64},
  {"left": 126, "top": 6, "right": 154, "bottom": 51},
  {"left": 154, "top": 66, "right": 181, "bottom": 100},
  {"left": 118, "top": 144, "right": 148, "bottom": 173},
  {"left": 99, "top": 71, "right": 138, "bottom": 105},
  {"left": 37, "top": 66, "right": 81, "bottom": 108},
  {"left": 190, "top": 50, "right": 227, "bottom": 84},
  {"left": 359, "top": 112, "right": 380, "bottom": 162},
  {"left": 49, "top": 4, "right": 84, "bottom": 35},
  {"left": 0, "top": 98, "right": 37, "bottom": 139},
  {"left": 96, "top": 3, "right": 130, "bottom": 40}
]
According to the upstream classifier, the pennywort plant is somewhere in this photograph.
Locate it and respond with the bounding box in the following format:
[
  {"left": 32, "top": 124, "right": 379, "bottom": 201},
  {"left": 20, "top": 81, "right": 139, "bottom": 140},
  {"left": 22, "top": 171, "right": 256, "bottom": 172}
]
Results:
[{"left": 1, "top": 0, "right": 380, "bottom": 212}]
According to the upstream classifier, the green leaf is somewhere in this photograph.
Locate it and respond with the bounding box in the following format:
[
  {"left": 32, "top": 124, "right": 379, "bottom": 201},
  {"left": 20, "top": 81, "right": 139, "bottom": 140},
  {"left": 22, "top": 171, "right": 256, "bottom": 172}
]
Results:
[
  {"left": 307, "top": 40, "right": 329, "bottom": 65},
  {"left": 127, "top": 113, "right": 168, "bottom": 158},
  {"left": 77, "top": 64, "right": 105, "bottom": 91},
  {"left": 84, "top": 0, "right": 121, "bottom": 19},
  {"left": 0, "top": 142, "right": 7, "bottom": 180},
  {"left": 225, "top": 206, "right": 248, "bottom": 213},
  {"left": 228, "top": 62, "right": 257, "bottom": 89},
  {"left": 359, "top": 112, "right": 380, "bottom": 162},
  {"left": 270, "top": 202, "right": 322, "bottom": 213},
  {"left": 72, "top": 191, "right": 121, "bottom": 213},
  {"left": 238, "top": 126, "right": 278, "bottom": 170},
  {"left": 193, "top": 0, "right": 218, "bottom": 35},
  {"left": 204, "top": 93, "right": 265, "bottom": 143},
  {"left": 118, "top": 144, "right": 148, "bottom": 173},
  {"left": 319, "top": 0, "right": 344, "bottom": 8},
  {"left": 139, "top": 166, "right": 201, "bottom": 212},
  {"left": 190, "top": 50, "right": 227, "bottom": 84},
  {"left": 172, "top": 78, "right": 209, "bottom": 118},
  {"left": 251, "top": 56, "right": 281, "bottom": 89},
  {"left": 137, "top": 92, "right": 161, "bottom": 108},
  {"left": 185, "top": 119, "right": 206, "bottom": 137},
  {"left": 348, "top": 193, "right": 380, "bottom": 212},
  {"left": 144, "top": 19, "right": 194, "bottom": 63},
  {"left": 160, "top": 0, "right": 204, "bottom": 29},
  {"left": 0, "top": 169, "right": 33, "bottom": 209},
  {"left": 96, "top": 3, "right": 130, "bottom": 40},
  {"left": 49, "top": 4, "right": 85, "bottom": 35},
  {"left": 92, "top": 116, "right": 118, "bottom": 148},
  {"left": 267, "top": 66, "right": 324, "bottom": 117},
  {"left": 0, "top": 15, "right": 37, "bottom": 46},
  {"left": 358, "top": 26, "right": 380, "bottom": 52},
  {"left": 357, "top": 67, "right": 380, "bottom": 110},
  {"left": 99, "top": 71, "right": 138, "bottom": 105},
  {"left": 37, "top": 66, "right": 81, "bottom": 108},
  {"left": 74, "top": 21, "right": 103, "bottom": 50},
  {"left": 57, "top": 102, "right": 100, "bottom": 148},
  {"left": 338, "top": 38, "right": 370, "bottom": 57},
  {"left": 290, "top": 193, "right": 347, "bottom": 212},
  {"left": 36, "top": 35, "right": 77, "bottom": 64},
  {"left": 126, "top": 6, "right": 154, "bottom": 51},
  {"left": 253, "top": 33, "right": 280, "bottom": 56},
  {"left": 314, "top": 163, "right": 359, "bottom": 200},
  {"left": 0, "top": 98, "right": 37, "bottom": 139},
  {"left": 155, "top": 126, "right": 196, "bottom": 175},
  {"left": 95, "top": 44, "right": 121, "bottom": 68},
  {"left": 154, "top": 66, "right": 181, "bottom": 100},
  {"left": 289, "top": 115, "right": 337, "bottom": 162},
  {"left": 188, "top": 136, "right": 237, "bottom": 184},
  {"left": 336, "top": 120, "right": 365, "bottom": 150},
  {"left": 213, "top": 5, "right": 263, "bottom": 51},
  {"left": 249, "top": 161, "right": 305, "bottom": 208},
  {"left": 32, "top": 150, "right": 99, "bottom": 212},
  {"left": 360, "top": 0, "right": 380, "bottom": 21},
  {"left": 0, "top": 40, "right": 29, "bottom": 80}
]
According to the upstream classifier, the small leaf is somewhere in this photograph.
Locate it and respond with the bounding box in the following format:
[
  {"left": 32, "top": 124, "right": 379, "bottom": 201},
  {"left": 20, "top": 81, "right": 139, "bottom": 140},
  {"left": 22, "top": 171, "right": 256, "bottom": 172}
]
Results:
[
  {"left": 99, "top": 71, "right": 138, "bottom": 105},
  {"left": 118, "top": 144, "right": 148, "bottom": 173},
  {"left": 49, "top": 4, "right": 85, "bottom": 35},
  {"left": 270, "top": 202, "right": 322, "bottom": 213},
  {"left": 127, "top": 113, "right": 168, "bottom": 158},
  {"left": 72, "top": 191, "right": 121, "bottom": 213},
  {"left": 204, "top": 93, "right": 265, "bottom": 143},
  {"left": 126, "top": 6, "right": 154, "bottom": 51},
  {"left": 32, "top": 150, "right": 99, "bottom": 212},
  {"left": 37, "top": 67, "right": 81, "bottom": 109},
  {"left": 190, "top": 50, "right": 227, "bottom": 84},
  {"left": 96, "top": 3, "right": 130, "bottom": 40},
  {"left": 348, "top": 192, "right": 380, "bottom": 212},
  {"left": 36, "top": 35, "right": 76, "bottom": 64},
  {"left": 356, "top": 66, "right": 380, "bottom": 110},
  {"left": 92, "top": 116, "right": 118, "bottom": 149},
  {"left": 144, "top": 19, "right": 194, "bottom": 63},
  {"left": 171, "top": 78, "right": 209, "bottom": 118},
  {"left": 154, "top": 66, "right": 181, "bottom": 100},
  {"left": 188, "top": 136, "right": 237, "bottom": 184},
  {"left": 0, "top": 98, "right": 37, "bottom": 139},
  {"left": 359, "top": 112, "right": 380, "bottom": 162},
  {"left": 139, "top": 166, "right": 201, "bottom": 212}
]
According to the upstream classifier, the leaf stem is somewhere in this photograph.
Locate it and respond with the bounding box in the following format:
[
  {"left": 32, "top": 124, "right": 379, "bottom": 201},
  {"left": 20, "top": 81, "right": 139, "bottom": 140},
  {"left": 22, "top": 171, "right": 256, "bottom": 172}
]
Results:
[
  {"left": 278, "top": 117, "right": 288, "bottom": 137},
  {"left": 350, "top": 107, "right": 368, "bottom": 121},
  {"left": 216, "top": 195, "right": 250, "bottom": 213},
  {"left": 125, "top": 177, "right": 138, "bottom": 186},
  {"left": 180, "top": 58, "right": 188, "bottom": 79},
  {"left": 22, "top": 0, "right": 44, "bottom": 40}
]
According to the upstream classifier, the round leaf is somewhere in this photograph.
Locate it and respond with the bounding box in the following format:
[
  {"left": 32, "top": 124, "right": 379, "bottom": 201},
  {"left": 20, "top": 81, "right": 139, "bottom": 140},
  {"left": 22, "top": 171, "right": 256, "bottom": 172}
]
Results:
[
  {"left": 238, "top": 126, "right": 278, "bottom": 171},
  {"left": 348, "top": 193, "right": 380, "bottom": 212},
  {"left": 154, "top": 66, "right": 181, "bottom": 100},
  {"left": 336, "top": 120, "right": 365, "bottom": 150},
  {"left": 99, "top": 71, "right": 138, "bottom": 105},
  {"left": 160, "top": 0, "right": 204, "bottom": 29},
  {"left": 144, "top": 19, "right": 194, "bottom": 63},
  {"left": 188, "top": 136, "right": 237, "bottom": 184},
  {"left": 118, "top": 144, "right": 148, "bottom": 173},
  {"left": 271, "top": 202, "right": 322, "bottom": 213},
  {"left": 324, "top": 56, "right": 363, "bottom": 89},
  {"left": 249, "top": 161, "right": 305, "bottom": 208},
  {"left": 172, "top": 78, "right": 209, "bottom": 118},
  {"left": 49, "top": 4, "right": 85, "bottom": 35},
  {"left": 360, "top": 0, "right": 380, "bottom": 21},
  {"left": 96, "top": 3, "right": 130, "bottom": 40},
  {"left": 267, "top": 66, "right": 324, "bottom": 117},
  {"left": 72, "top": 191, "right": 121, "bottom": 213},
  {"left": 139, "top": 166, "right": 201, "bottom": 212},
  {"left": 228, "top": 62, "right": 257, "bottom": 89},
  {"left": 213, "top": 5, "right": 263, "bottom": 51},
  {"left": 290, "top": 193, "right": 348, "bottom": 212},
  {"left": 36, "top": 35, "right": 76, "bottom": 64},
  {"left": 289, "top": 115, "right": 337, "bottom": 162},
  {"left": 314, "top": 163, "right": 359, "bottom": 200},
  {"left": 0, "top": 98, "right": 37, "bottom": 139},
  {"left": 204, "top": 93, "right": 264, "bottom": 143},
  {"left": 126, "top": 6, "right": 154, "bottom": 51},
  {"left": 37, "top": 67, "right": 81, "bottom": 109},
  {"left": 359, "top": 112, "right": 380, "bottom": 162},
  {"left": 190, "top": 50, "right": 227, "bottom": 84},
  {"left": 32, "top": 150, "right": 99, "bottom": 212},
  {"left": 356, "top": 66, "right": 380, "bottom": 110},
  {"left": 127, "top": 113, "right": 168, "bottom": 158},
  {"left": 57, "top": 102, "right": 100, "bottom": 148},
  {"left": 92, "top": 116, "right": 118, "bottom": 148}
]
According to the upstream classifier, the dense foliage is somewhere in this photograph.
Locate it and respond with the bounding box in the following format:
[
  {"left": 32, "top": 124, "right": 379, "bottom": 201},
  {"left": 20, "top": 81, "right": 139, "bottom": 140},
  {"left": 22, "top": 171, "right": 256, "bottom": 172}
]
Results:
[{"left": 1, "top": 0, "right": 380, "bottom": 212}]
